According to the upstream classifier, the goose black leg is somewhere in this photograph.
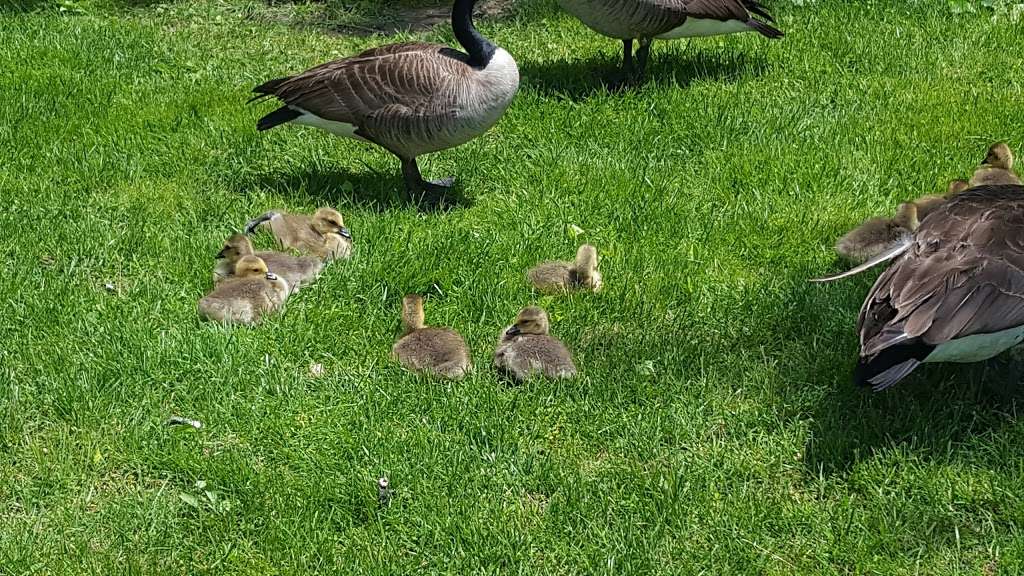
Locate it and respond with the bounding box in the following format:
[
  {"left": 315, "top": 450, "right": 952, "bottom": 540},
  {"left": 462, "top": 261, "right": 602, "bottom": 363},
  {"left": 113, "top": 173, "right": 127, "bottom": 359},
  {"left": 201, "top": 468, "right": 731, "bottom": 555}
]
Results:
[
  {"left": 401, "top": 157, "right": 453, "bottom": 208},
  {"left": 635, "top": 38, "right": 653, "bottom": 77},
  {"left": 605, "top": 39, "right": 635, "bottom": 91}
]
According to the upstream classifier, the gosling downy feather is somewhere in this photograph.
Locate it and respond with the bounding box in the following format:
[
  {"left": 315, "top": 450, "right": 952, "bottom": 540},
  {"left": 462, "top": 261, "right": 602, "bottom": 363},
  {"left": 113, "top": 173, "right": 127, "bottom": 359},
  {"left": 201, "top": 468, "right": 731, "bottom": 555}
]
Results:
[
  {"left": 213, "top": 233, "right": 323, "bottom": 293},
  {"left": 527, "top": 244, "right": 603, "bottom": 294},
  {"left": 969, "top": 143, "right": 1021, "bottom": 187},
  {"left": 494, "top": 307, "right": 577, "bottom": 381},
  {"left": 556, "top": 0, "right": 782, "bottom": 81},
  {"left": 391, "top": 294, "right": 472, "bottom": 379},
  {"left": 251, "top": 0, "right": 519, "bottom": 201},
  {"left": 857, "top": 184, "right": 1024, "bottom": 389},
  {"left": 199, "top": 256, "right": 290, "bottom": 325},
  {"left": 245, "top": 207, "right": 352, "bottom": 261}
]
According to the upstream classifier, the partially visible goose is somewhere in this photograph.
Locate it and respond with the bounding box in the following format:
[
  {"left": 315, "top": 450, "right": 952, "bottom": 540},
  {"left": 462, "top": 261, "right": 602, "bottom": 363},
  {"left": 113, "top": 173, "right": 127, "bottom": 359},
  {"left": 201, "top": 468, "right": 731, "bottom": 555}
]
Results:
[
  {"left": 969, "top": 143, "right": 1021, "bottom": 187},
  {"left": 213, "top": 233, "right": 322, "bottom": 293},
  {"left": 245, "top": 207, "right": 352, "bottom": 261},
  {"left": 834, "top": 202, "right": 919, "bottom": 265},
  {"left": 856, "top": 184, "right": 1024, "bottom": 390},
  {"left": 250, "top": 0, "right": 520, "bottom": 202},
  {"left": 557, "top": 0, "right": 782, "bottom": 82}
]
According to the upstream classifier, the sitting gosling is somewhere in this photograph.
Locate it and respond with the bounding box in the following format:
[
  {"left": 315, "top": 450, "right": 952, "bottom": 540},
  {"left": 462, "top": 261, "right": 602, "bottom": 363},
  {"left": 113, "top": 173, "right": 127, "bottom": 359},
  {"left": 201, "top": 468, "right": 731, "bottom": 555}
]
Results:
[
  {"left": 391, "top": 295, "right": 472, "bottom": 379},
  {"left": 494, "top": 307, "right": 577, "bottom": 381},
  {"left": 245, "top": 207, "right": 353, "bottom": 261},
  {"left": 198, "top": 255, "right": 290, "bottom": 325},
  {"left": 527, "top": 244, "right": 602, "bottom": 294},
  {"left": 835, "top": 202, "right": 919, "bottom": 264},
  {"left": 213, "top": 233, "right": 322, "bottom": 293},
  {"left": 969, "top": 143, "right": 1021, "bottom": 187}
]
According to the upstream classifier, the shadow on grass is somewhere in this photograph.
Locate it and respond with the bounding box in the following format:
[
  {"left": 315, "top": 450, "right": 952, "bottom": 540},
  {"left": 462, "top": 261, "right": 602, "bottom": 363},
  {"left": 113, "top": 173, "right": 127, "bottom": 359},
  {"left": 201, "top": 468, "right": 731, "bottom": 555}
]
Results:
[
  {"left": 520, "top": 48, "right": 767, "bottom": 100},
  {"left": 245, "top": 167, "right": 473, "bottom": 213},
  {"left": 802, "top": 359, "right": 1024, "bottom": 476},
  {"left": 270, "top": 0, "right": 559, "bottom": 37},
  {"left": 761, "top": 271, "right": 1024, "bottom": 476}
]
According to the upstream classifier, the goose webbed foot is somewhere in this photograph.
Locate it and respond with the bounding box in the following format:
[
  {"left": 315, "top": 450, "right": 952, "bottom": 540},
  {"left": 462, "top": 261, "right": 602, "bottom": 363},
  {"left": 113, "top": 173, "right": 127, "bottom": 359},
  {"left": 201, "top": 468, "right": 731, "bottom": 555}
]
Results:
[
  {"left": 401, "top": 157, "right": 457, "bottom": 209},
  {"left": 416, "top": 177, "right": 456, "bottom": 209}
]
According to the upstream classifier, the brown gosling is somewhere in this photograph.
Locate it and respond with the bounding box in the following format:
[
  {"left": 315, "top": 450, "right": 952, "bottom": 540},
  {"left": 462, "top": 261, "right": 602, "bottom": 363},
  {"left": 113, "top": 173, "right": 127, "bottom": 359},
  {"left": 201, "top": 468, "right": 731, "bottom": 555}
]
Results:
[
  {"left": 213, "top": 233, "right": 322, "bottom": 293},
  {"left": 527, "top": 244, "right": 602, "bottom": 294},
  {"left": 245, "top": 207, "right": 352, "bottom": 261},
  {"left": 969, "top": 143, "right": 1021, "bottom": 187},
  {"left": 198, "top": 255, "right": 290, "bottom": 325},
  {"left": 390, "top": 295, "right": 471, "bottom": 379},
  {"left": 835, "top": 202, "right": 917, "bottom": 264},
  {"left": 494, "top": 307, "right": 577, "bottom": 381}
]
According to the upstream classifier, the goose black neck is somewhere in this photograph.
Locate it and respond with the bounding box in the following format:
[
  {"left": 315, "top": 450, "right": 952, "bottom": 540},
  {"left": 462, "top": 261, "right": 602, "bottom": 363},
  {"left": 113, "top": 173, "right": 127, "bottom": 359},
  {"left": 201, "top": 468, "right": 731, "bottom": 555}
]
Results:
[{"left": 453, "top": 0, "right": 495, "bottom": 68}]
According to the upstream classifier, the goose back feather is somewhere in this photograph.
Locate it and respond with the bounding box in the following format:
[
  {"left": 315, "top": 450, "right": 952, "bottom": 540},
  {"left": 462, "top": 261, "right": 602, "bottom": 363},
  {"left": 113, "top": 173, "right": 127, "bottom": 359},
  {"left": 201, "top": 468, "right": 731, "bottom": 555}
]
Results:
[{"left": 856, "top": 185, "right": 1024, "bottom": 389}]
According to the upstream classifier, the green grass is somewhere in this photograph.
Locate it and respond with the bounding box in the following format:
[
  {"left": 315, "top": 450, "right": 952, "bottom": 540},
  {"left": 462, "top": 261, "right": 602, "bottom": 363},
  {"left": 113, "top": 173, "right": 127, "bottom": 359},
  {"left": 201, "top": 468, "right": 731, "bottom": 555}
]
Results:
[{"left": 3, "top": 0, "right": 1024, "bottom": 573}]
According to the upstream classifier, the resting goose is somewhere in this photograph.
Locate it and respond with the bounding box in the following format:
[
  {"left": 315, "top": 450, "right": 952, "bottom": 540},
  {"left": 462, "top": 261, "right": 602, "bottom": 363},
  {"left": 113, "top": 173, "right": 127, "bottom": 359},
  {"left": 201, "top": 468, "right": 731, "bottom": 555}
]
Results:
[
  {"left": 391, "top": 295, "right": 472, "bottom": 379},
  {"left": 969, "top": 143, "right": 1021, "bottom": 187},
  {"left": 494, "top": 307, "right": 577, "bottom": 381},
  {"left": 251, "top": 0, "right": 520, "bottom": 202},
  {"left": 244, "top": 207, "right": 352, "bottom": 261},
  {"left": 527, "top": 244, "right": 603, "bottom": 294},
  {"left": 557, "top": 0, "right": 782, "bottom": 82},
  {"left": 213, "top": 233, "right": 322, "bottom": 293},
  {"left": 199, "top": 256, "right": 290, "bottom": 325},
  {"left": 856, "top": 184, "right": 1024, "bottom": 390}
]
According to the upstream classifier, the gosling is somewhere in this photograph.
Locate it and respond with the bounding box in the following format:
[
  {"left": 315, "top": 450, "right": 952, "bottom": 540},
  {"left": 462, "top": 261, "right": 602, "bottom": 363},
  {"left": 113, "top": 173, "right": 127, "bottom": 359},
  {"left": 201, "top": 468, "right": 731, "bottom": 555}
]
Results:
[
  {"left": 494, "top": 307, "right": 577, "bottom": 381},
  {"left": 213, "top": 233, "right": 322, "bottom": 293},
  {"left": 198, "top": 255, "right": 290, "bottom": 325},
  {"left": 527, "top": 244, "right": 602, "bottom": 294},
  {"left": 391, "top": 295, "right": 472, "bottom": 379},
  {"left": 835, "top": 202, "right": 919, "bottom": 264},
  {"left": 245, "top": 207, "right": 353, "bottom": 261},
  {"left": 969, "top": 143, "right": 1021, "bottom": 187}
]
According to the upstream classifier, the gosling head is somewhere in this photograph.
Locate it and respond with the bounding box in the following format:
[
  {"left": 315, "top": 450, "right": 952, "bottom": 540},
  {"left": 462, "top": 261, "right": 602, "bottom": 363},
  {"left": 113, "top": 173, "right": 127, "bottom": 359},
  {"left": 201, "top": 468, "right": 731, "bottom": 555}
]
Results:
[
  {"left": 313, "top": 207, "right": 351, "bottom": 239},
  {"left": 893, "top": 202, "right": 920, "bottom": 232},
  {"left": 505, "top": 306, "right": 550, "bottom": 338},
  {"left": 216, "top": 233, "right": 255, "bottom": 262},
  {"left": 983, "top": 143, "right": 1013, "bottom": 170},
  {"left": 401, "top": 294, "right": 426, "bottom": 334},
  {"left": 574, "top": 244, "right": 598, "bottom": 277},
  {"left": 946, "top": 179, "right": 970, "bottom": 196},
  {"left": 234, "top": 255, "right": 269, "bottom": 279}
]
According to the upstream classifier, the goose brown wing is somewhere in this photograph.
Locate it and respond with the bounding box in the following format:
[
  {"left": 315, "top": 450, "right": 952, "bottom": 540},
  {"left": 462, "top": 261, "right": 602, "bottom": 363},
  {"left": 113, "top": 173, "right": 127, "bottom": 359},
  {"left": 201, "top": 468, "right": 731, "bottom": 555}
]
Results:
[
  {"left": 683, "top": 0, "right": 752, "bottom": 21},
  {"left": 262, "top": 43, "right": 467, "bottom": 130},
  {"left": 859, "top": 186, "right": 1024, "bottom": 357}
]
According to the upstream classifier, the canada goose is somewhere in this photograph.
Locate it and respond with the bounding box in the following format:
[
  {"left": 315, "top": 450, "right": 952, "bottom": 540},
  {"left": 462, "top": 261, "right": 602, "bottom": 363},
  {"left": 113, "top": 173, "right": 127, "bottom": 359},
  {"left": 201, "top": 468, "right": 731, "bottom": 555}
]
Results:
[
  {"left": 969, "top": 143, "right": 1021, "bottom": 187},
  {"left": 834, "top": 208, "right": 916, "bottom": 266},
  {"left": 198, "top": 255, "right": 290, "bottom": 325},
  {"left": 494, "top": 307, "right": 577, "bottom": 381},
  {"left": 391, "top": 295, "right": 472, "bottom": 379},
  {"left": 856, "top": 184, "right": 1024, "bottom": 389},
  {"left": 527, "top": 244, "right": 603, "bottom": 294},
  {"left": 557, "top": 0, "right": 782, "bottom": 82},
  {"left": 213, "top": 233, "right": 323, "bottom": 293},
  {"left": 250, "top": 0, "right": 520, "bottom": 202},
  {"left": 244, "top": 207, "right": 352, "bottom": 261}
]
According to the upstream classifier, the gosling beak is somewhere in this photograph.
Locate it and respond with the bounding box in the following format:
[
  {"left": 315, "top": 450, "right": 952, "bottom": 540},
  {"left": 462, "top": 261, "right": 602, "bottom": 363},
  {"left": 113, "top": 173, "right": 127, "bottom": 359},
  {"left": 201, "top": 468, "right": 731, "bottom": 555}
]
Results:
[
  {"left": 339, "top": 227, "right": 352, "bottom": 239},
  {"left": 505, "top": 325, "right": 521, "bottom": 337},
  {"left": 266, "top": 272, "right": 278, "bottom": 281},
  {"left": 215, "top": 247, "right": 228, "bottom": 259}
]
